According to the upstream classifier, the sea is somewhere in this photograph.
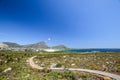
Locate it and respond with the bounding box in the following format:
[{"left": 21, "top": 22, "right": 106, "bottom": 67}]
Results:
[{"left": 61, "top": 49, "right": 120, "bottom": 53}]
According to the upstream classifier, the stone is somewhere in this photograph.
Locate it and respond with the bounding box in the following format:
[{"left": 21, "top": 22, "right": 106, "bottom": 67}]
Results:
[
  {"left": 25, "top": 74, "right": 30, "bottom": 78},
  {"left": 35, "top": 61, "right": 38, "bottom": 64},
  {"left": 40, "top": 63, "right": 45, "bottom": 67},
  {"left": 3, "top": 67, "right": 12, "bottom": 73},
  {"left": 50, "top": 64, "right": 57, "bottom": 68},
  {"left": 26, "top": 60, "right": 29, "bottom": 63},
  {"left": 71, "top": 63, "right": 75, "bottom": 66},
  {"left": 63, "top": 56, "right": 66, "bottom": 59},
  {"left": 5, "top": 61, "right": 7, "bottom": 63},
  {"left": 103, "top": 76, "right": 112, "bottom": 80}
]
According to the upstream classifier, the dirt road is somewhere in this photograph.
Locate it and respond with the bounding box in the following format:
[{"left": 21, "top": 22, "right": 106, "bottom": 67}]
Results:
[{"left": 28, "top": 56, "right": 120, "bottom": 80}]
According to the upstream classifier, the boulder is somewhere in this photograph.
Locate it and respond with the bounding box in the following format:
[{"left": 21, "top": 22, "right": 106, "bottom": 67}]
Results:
[{"left": 103, "top": 76, "right": 112, "bottom": 80}]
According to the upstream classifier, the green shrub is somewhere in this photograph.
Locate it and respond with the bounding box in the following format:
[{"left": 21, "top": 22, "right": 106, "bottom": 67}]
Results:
[
  {"left": 117, "top": 65, "right": 120, "bottom": 72},
  {"left": 41, "top": 68, "right": 51, "bottom": 73},
  {"left": 56, "top": 63, "right": 62, "bottom": 68}
]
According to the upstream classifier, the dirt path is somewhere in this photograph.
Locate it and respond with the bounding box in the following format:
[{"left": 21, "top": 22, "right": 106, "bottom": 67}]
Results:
[{"left": 28, "top": 56, "right": 120, "bottom": 80}]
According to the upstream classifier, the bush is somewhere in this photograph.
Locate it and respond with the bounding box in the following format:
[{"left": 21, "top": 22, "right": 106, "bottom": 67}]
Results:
[
  {"left": 41, "top": 68, "right": 51, "bottom": 73},
  {"left": 117, "top": 65, "right": 120, "bottom": 72},
  {"left": 56, "top": 63, "right": 62, "bottom": 68}
]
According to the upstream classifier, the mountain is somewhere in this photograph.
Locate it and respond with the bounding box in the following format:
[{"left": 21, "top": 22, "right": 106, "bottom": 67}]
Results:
[
  {"left": 23, "top": 41, "right": 49, "bottom": 49},
  {"left": 2, "top": 42, "right": 21, "bottom": 48},
  {"left": 0, "top": 43, "right": 8, "bottom": 48},
  {"left": 1, "top": 41, "right": 67, "bottom": 49},
  {"left": 52, "top": 45, "right": 67, "bottom": 49}
]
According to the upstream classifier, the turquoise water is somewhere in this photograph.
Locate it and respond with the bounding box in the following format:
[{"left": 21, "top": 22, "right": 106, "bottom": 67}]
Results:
[{"left": 62, "top": 49, "right": 120, "bottom": 53}]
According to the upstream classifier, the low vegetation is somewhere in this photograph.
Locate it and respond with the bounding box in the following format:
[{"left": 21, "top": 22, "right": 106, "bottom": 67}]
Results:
[
  {"left": 0, "top": 50, "right": 119, "bottom": 80},
  {"left": 35, "top": 52, "right": 120, "bottom": 75}
]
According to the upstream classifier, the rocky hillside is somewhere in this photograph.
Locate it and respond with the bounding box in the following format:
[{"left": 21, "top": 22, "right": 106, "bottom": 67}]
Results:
[
  {"left": 1, "top": 41, "right": 67, "bottom": 49},
  {"left": 23, "top": 41, "right": 49, "bottom": 49},
  {"left": 2, "top": 42, "right": 21, "bottom": 48},
  {"left": 0, "top": 43, "right": 8, "bottom": 48},
  {"left": 52, "top": 45, "right": 67, "bottom": 49}
]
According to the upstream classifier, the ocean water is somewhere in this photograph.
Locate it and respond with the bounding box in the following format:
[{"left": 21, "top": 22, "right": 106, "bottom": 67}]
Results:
[{"left": 62, "top": 49, "right": 120, "bottom": 53}]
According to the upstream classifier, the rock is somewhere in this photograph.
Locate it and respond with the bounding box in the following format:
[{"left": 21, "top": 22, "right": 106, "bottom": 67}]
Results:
[
  {"left": 79, "top": 78, "right": 83, "bottom": 80},
  {"left": 5, "top": 61, "right": 7, "bottom": 63},
  {"left": 71, "top": 63, "right": 75, "bottom": 66},
  {"left": 15, "top": 58, "right": 18, "bottom": 60},
  {"left": 3, "top": 67, "right": 12, "bottom": 73},
  {"left": 103, "top": 76, "right": 112, "bottom": 80},
  {"left": 35, "top": 61, "right": 38, "bottom": 64},
  {"left": 50, "top": 64, "right": 57, "bottom": 68},
  {"left": 25, "top": 74, "right": 30, "bottom": 78},
  {"left": 40, "top": 63, "right": 45, "bottom": 67},
  {"left": 26, "top": 60, "right": 29, "bottom": 63},
  {"left": 63, "top": 56, "right": 66, "bottom": 59},
  {"left": 106, "top": 62, "right": 109, "bottom": 64}
]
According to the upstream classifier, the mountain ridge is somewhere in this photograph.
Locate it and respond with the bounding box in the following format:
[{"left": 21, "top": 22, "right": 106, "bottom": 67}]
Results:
[{"left": 0, "top": 41, "right": 67, "bottom": 49}]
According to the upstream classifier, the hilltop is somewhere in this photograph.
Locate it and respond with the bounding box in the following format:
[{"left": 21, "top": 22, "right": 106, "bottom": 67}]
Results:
[{"left": 0, "top": 41, "right": 67, "bottom": 49}]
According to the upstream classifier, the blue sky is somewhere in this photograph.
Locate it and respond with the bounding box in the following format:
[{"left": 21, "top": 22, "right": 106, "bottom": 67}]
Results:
[{"left": 0, "top": 0, "right": 120, "bottom": 48}]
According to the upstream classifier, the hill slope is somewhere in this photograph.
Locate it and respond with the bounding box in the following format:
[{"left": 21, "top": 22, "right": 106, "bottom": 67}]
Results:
[{"left": 1, "top": 41, "right": 67, "bottom": 49}]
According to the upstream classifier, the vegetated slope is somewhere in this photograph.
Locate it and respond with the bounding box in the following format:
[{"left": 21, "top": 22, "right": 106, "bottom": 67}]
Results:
[
  {"left": 0, "top": 51, "right": 112, "bottom": 80},
  {"left": 35, "top": 52, "right": 120, "bottom": 75}
]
